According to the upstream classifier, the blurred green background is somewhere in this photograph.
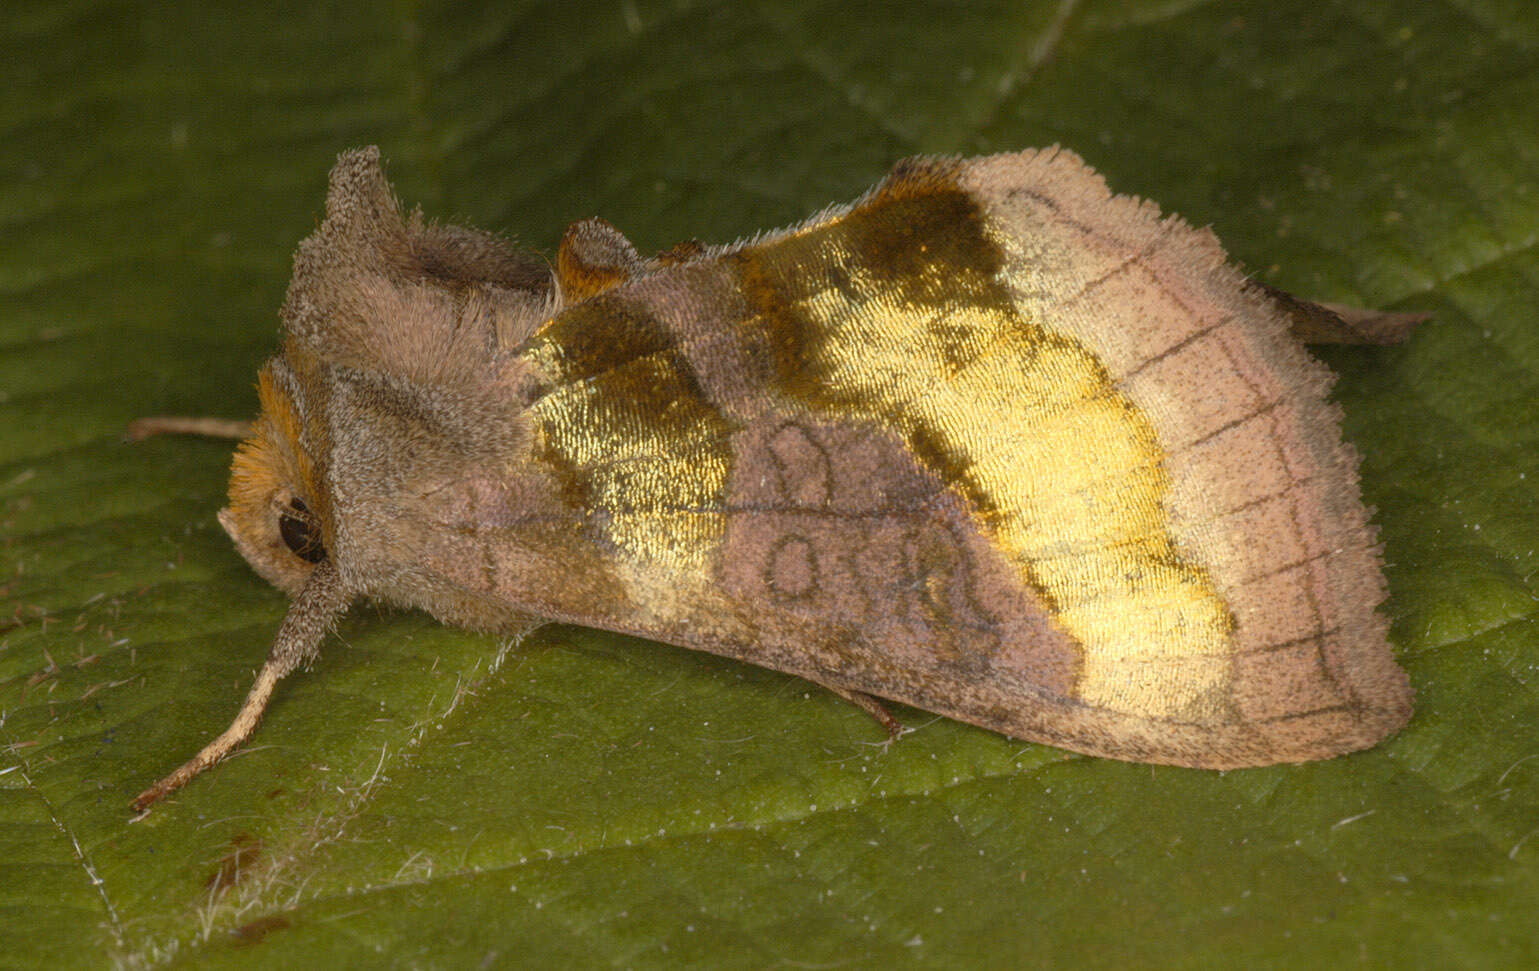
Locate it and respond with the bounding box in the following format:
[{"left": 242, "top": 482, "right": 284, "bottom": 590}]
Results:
[{"left": 2, "top": 1, "right": 1536, "bottom": 966}]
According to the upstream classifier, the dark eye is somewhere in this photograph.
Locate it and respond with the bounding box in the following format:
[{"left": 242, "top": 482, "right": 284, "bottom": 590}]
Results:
[{"left": 278, "top": 497, "right": 327, "bottom": 563}]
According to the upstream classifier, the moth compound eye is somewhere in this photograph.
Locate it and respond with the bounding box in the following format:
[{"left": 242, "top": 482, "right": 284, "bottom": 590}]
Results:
[{"left": 278, "top": 497, "right": 327, "bottom": 564}]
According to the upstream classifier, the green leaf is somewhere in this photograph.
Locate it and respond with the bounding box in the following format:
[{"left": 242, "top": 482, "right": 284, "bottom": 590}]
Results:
[{"left": 3, "top": 0, "right": 1536, "bottom": 965}]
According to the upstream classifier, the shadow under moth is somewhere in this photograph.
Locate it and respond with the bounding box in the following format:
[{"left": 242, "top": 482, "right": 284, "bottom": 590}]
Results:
[{"left": 130, "top": 146, "right": 1418, "bottom": 812}]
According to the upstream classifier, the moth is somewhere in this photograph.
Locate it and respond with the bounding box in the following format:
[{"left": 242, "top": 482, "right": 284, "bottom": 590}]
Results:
[{"left": 131, "top": 146, "right": 1417, "bottom": 811}]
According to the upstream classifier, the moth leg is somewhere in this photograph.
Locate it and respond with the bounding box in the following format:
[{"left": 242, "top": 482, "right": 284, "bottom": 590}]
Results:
[
  {"left": 1252, "top": 281, "right": 1426, "bottom": 345},
  {"left": 131, "top": 560, "right": 350, "bottom": 813},
  {"left": 125, "top": 416, "right": 252, "bottom": 441},
  {"left": 556, "top": 217, "right": 642, "bottom": 303},
  {"left": 1308, "top": 301, "right": 1427, "bottom": 344},
  {"left": 826, "top": 685, "right": 906, "bottom": 741}
]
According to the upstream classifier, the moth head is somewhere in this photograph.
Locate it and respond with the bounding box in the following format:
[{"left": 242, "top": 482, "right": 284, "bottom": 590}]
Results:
[{"left": 218, "top": 362, "right": 332, "bottom": 598}]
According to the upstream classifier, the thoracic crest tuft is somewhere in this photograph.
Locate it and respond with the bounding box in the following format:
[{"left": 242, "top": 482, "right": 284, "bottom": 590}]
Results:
[{"left": 281, "top": 146, "right": 557, "bottom": 379}]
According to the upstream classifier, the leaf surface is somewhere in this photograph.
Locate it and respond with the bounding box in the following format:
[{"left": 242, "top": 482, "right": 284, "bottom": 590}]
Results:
[{"left": 2, "top": 1, "right": 1536, "bottom": 965}]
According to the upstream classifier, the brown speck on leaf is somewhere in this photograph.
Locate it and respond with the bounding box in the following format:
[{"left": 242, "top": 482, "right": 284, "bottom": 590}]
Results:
[
  {"left": 205, "top": 833, "right": 264, "bottom": 896},
  {"left": 232, "top": 915, "right": 291, "bottom": 945}
]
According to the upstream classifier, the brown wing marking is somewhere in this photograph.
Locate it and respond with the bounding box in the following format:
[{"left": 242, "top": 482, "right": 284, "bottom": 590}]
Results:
[
  {"left": 715, "top": 414, "right": 1082, "bottom": 705},
  {"left": 514, "top": 282, "right": 1087, "bottom": 715},
  {"left": 718, "top": 171, "right": 1239, "bottom": 730}
]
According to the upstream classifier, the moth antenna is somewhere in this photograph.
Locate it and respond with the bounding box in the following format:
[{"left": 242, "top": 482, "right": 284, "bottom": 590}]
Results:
[
  {"left": 126, "top": 416, "right": 254, "bottom": 442},
  {"left": 131, "top": 560, "right": 351, "bottom": 813}
]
